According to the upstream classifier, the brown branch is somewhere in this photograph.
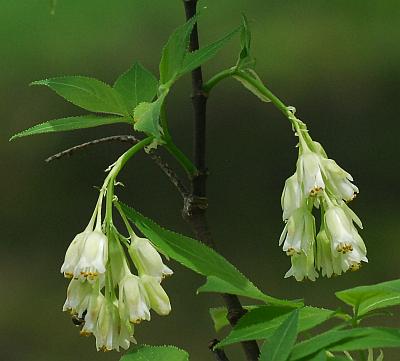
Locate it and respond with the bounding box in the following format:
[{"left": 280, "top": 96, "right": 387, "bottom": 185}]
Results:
[
  {"left": 45, "top": 135, "right": 189, "bottom": 199},
  {"left": 209, "top": 340, "right": 230, "bottom": 361},
  {"left": 182, "top": 1, "right": 260, "bottom": 360}
]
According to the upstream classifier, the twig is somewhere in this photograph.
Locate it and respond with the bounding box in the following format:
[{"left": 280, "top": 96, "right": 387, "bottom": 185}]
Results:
[
  {"left": 45, "top": 135, "right": 189, "bottom": 199},
  {"left": 45, "top": 135, "right": 140, "bottom": 162},
  {"left": 209, "top": 339, "right": 230, "bottom": 361},
  {"left": 182, "top": 1, "right": 260, "bottom": 360}
]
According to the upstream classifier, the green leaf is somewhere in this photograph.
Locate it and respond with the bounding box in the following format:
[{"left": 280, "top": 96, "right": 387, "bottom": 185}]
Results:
[
  {"left": 308, "top": 351, "right": 328, "bottom": 361},
  {"left": 119, "top": 203, "right": 298, "bottom": 306},
  {"left": 218, "top": 306, "right": 334, "bottom": 348},
  {"left": 10, "top": 115, "right": 130, "bottom": 140},
  {"left": 133, "top": 93, "right": 166, "bottom": 138},
  {"left": 114, "top": 62, "right": 158, "bottom": 114},
  {"left": 120, "top": 345, "right": 189, "bottom": 361},
  {"left": 233, "top": 69, "right": 271, "bottom": 102},
  {"left": 209, "top": 305, "right": 258, "bottom": 332},
  {"left": 159, "top": 15, "right": 197, "bottom": 84},
  {"left": 179, "top": 26, "right": 241, "bottom": 76},
  {"left": 32, "top": 76, "right": 129, "bottom": 115},
  {"left": 259, "top": 309, "right": 299, "bottom": 361},
  {"left": 335, "top": 279, "right": 400, "bottom": 317}
]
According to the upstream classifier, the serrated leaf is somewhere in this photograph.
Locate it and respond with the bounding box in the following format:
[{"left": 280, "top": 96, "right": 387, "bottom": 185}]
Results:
[
  {"left": 133, "top": 94, "right": 166, "bottom": 138},
  {"left": 32, "top": 76, "right": 129, "bottom": 115},
  {"left": 10, "top": 115, "right": 130, "bottom": 140},
  {"left": 120, "top": 345, "right": 189, "bottom": 361},
  {"left": 233, "top": 69, "right": 271, "bottom": 102},
  {"left": 119, "top": 203, "right": 297, "bottom": 306},
  {"left": 209, "top": 305, "right": 258, "bottom": 332},
  {"left": 114, "top": 62, "right": 158, "bottom": 114},
  {"left": 335, "top": 279, "right": 400, "bottom": 317},
  {"left": 159, "top": 15, "right": 197, "bottom": 84},
  {"left": 218, "top": 306, "right": 334, "bottom": 348},
  {"left": 259, "top": 309, "right": 299, "bottom": 361},
  {"left": 179, "top": 26, "right": 241, "bottom": 76},
  {"left": 330, "top": 328, "right": 400, "bottom": 352}
]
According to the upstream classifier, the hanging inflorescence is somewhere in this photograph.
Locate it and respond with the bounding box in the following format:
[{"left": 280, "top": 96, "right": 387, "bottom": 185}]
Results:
[
  {"left": 60, "top": 156, "right": 172, "bottom": 352},
  {"left": 279, "top": 109, "right": 367, "bottom": 281}
]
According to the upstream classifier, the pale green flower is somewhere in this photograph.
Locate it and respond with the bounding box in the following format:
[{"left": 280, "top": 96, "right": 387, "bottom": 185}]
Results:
[
  {"left": 281, "top": 173, "right": 303, "bottom": 221},
  {"left": 285, "top": 244, "right": 318, "bottom": 282},
  {"left": 141, "top": 275, "right": 171, "bottom": 316},
  {"left": 296, "top": 151, "right": 325, "bottom": 196}
]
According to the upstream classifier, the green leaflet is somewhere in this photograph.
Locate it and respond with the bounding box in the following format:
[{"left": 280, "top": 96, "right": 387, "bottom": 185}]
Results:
[
  {"left": 335, "top": 278, "right": 400, "bottom": 317},
  {"left": 120, "top": 345, "right": 189, "bottom": 361},
  {"left": 307, "top": 351, "right": 328, "bottom": 361},
  {"left": 31, "top": 76, "right": 129, "bottom": 115},
  {"left": 179, "top": 26, "right": 241, "bottom": 76},
  {"left": 119, "top": 203, "right": 298, "bottom": 306},
  {"left": 217, "top": 306, "right": 334, "bottom": 348},
  {"left": 159, "top": 15, "right": 198, "bottom": 84},
  {"left": 289, "top": 327, "right": 400, "bottom": 360},
  {"left": 236, "top": 14, "right": 256, "bottom": 70},
  {"left": 114, "top": 62, "right": 158, "bottom": 114},
  {"left": 259, "top": 310, "right": 299, "bottom": 361},
  {"left": 10, "top": 115, "right": 131, "bottom": 140}
]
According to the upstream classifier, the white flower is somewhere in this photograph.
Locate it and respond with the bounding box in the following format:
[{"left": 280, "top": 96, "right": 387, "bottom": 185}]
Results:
[
  {"left": 279, "top": 208, "right": 315, "bottom": 256},
  {"left": 74, "top": 229, "right": 108, "bottom": 280},
  {"left": 324, "top": 206, "right": 367, "bottom": 273},
  {"left": 281, "top": 173, "right": 302, "bottom": 220},
  {"left": 61, "top": 229, "right": 91, "bottom": 278},
  {"left": 140, "top": 275, "right": 171, "bottom": 316},
  {"left": 297, "top": 152, "right": 325, "bottom": 196},
  {"left": 63, "top": 278, "right": 93, "bottom": 317},
  {"left": 118, "top": 317, "right": 136, "bottom": 350},
  {"left": 285, "top": 244, "right": 318, "bottom": 282},
  {"left": 323, "top": 159, "right": 358, "bottom": 202},
  {"left": 129, "top": 236, "right": 173, "bottom": 279},
  {"left": 119, "top": 273, "right": 151, "bottom": 323},
  {"left": 94, "top": 299, "right": 120, "bottom": 352}
]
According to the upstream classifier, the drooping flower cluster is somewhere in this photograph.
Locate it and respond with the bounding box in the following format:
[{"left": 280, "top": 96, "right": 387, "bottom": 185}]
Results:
[
  {"left": 60, "top": 187, "right": 172, "bottom": 351},
  {"left": 279, "top": 111, "right": 367, "bottom": 281}
]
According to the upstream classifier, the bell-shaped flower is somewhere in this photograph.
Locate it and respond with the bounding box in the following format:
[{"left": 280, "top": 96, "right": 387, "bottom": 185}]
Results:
[
  {"left": 129, "top": 236, "right": 173, "bottom": 279},
  {"left": 119, "top": 273, "right": 151, "bottom": 323},
  {"left": 94, "top": 299, "right": 121, "bottom": 352},
  {"left": 297, "top": 151, "right": 325, "bottom": 196},
  {"left": 63, "top": 278, "right": 93, "bottom": 317},
  {"left": 140, "top": 275, "right": 171, "bottom": 316},
  {"left": 80, "top": 290, "right": 104, "bottom": 336},
  {"left": 74, "top": 229, "right": 108, "bottom": 280},
  {"left": 285, "top": 243, "right": 318, "bottom": 281},
  {"left": 281, "top": 173, "right": 302, "bottom": 221},
  {"left": 118, "top": 316, "right": 136, "bottom": 350},
  {"left": 323, "top": 159, "right": 358, "bottom": 202},
  {"left": 61, "top": 229, "right": 91, "bottom": 278},
  {"left": 279, "top": 208, "right": 315, "bottom": 256}
]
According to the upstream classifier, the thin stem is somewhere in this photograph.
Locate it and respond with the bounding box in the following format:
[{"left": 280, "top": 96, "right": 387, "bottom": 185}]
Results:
[
  {"left": 165, "top": 139, "right": 198, "bottom": 177},
  {"left": 203, "top": 67, "right": 235, "bottom": 95}
]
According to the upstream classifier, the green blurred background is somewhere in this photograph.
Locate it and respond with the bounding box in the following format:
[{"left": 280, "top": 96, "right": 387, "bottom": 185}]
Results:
[{"left": 2, "top": 0, "right": 400, "bottom": 360}]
